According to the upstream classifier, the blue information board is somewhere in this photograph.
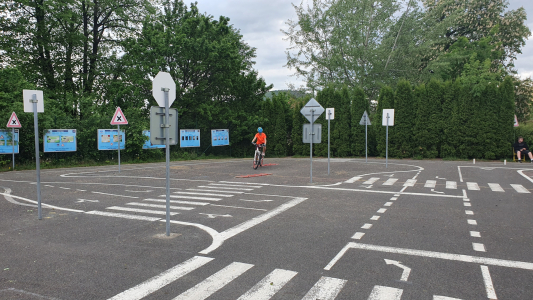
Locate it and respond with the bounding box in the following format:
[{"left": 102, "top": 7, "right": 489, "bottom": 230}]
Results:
[
  {"left": 44, "top": 129, "right": 77, "bottom": 152},
  {"left": 142, "top": 130, "right": 166, "bottom": 149},
  {"left": 97, "top": 129, "right": 125, "bottom": 150},
  {"left": 211, "top": 129, "right": 229, "bottom": 146},
  {"left": 180, "top": 129, "right": 200, "bottom": 148},
  {"left": 0, "top": 130, "right": 19, "bottom": 154}
]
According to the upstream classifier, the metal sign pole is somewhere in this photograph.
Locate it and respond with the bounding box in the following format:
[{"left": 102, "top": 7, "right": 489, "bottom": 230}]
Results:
[
  {"left": 117, "top": 125, "right": 121, "bottom": 173},
  {"left": 365, "top": 117, "right": 368, "bottom": 163},
  {"left": 310, "top": 109, "right": 314, "bottom": 183},
  {"left": 163, "top": 88, "right": 171, "bottom": 236},
  {"left": 386, "top": 113, "right": 389, "bottom": 168},
  {"left": 32, "top": 94, "right": 42, "bottom": 220},
  {"left": 328, "top": 113, "right": 331, "bottom": 175},
  {"left": 12, "top": 128, "right": 15, "bottom": 170}
]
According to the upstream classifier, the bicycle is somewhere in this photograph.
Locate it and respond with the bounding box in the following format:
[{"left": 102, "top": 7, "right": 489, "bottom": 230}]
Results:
[{"left": 252, "top": 143, "right": 264, "bottom": 169}]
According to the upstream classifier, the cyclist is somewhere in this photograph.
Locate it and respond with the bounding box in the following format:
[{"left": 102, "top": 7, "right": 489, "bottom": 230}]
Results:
[{"left": 251, "top": 127, "right": 267, "bottom": 157}]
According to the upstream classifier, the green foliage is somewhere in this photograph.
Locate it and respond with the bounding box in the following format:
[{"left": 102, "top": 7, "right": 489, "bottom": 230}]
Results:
[
  {"left": 350, "top": 87, "right": 369, "bottom": 156},
  {"left": 392, "top": 80, "right": 415, "bottom": 158},
  {"left": 376, "top": 86, "right": 395, "bottom": 157}
]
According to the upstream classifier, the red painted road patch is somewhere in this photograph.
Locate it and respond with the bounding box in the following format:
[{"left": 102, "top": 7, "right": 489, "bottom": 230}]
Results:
[
  {"left": 260, "top": 163, "right": 279, "bottom": 167},
  {"left": 235, "top": 173, "right": 272, "bottom": 178}
]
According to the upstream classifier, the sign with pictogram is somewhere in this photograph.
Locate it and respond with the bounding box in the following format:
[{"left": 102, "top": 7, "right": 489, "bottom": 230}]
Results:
[
  {"left": 111, "top": 107, "right": 128, "bottom": 125},
  {"left": 7, "top": 112, "right": 21, "bottom": 128}
]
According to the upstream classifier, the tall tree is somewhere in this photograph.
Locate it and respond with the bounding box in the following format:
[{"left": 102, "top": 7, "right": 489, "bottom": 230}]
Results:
[
  {"left": 392, "top": 80, "right": 415, "bottom": 158},
  {"left": 350, "top": 87, "right": 369, "bottom": 156}
]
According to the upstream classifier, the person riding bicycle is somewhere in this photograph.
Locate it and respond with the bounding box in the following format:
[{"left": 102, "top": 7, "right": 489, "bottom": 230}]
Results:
[{"left": 251, "top": 127, "right": 267, "bottom": 157}]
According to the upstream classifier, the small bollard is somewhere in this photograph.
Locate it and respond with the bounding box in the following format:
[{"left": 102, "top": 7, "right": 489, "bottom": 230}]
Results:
[
  {"left": 473, "top": 159, "right": 476, "bottom": 164},
  {"left": 504, "top": 159, "right": 507, "bottom": 165}
]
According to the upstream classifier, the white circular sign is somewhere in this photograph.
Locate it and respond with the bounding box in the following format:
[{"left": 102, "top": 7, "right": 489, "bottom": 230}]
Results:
[{"left": 152, "top": 72, "right": 176, "bottom": 107}]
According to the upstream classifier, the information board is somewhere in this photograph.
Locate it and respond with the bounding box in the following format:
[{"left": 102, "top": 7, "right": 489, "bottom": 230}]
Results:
[
  {"left": 180, "top": 129, "right": 200, "bottom": 148},
  {"left": 211, "top": 129, "right": 229, "bottom": 146},
  {"left": 43, "top": 129, "right": 77, "bottom": 152},
  {"left": 0, "top": 130, "right": 19, "bottom": 154},
  {"left": 97, "top": 129, "right": 125, "bottom": 150},
  {"left": 142, "top": 130, "right": 166, "bottom": 149}
]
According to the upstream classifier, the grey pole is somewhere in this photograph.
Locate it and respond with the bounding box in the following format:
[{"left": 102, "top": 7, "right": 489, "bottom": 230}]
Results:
[
  {"left": 310, "top": 109, "right": 314, "bottom": 183},
  {"left": 31, "top": 94, "right": 42, "bottom": 220},
  {"left": 12, "top": 128, "right": 15, "bottom": 170},
  {"left": 117, "top": 125, "right": 121, "bottom": 173},
  {"left": 365, "top": 117, "right": 368, "bottom": 163},
  {"left": 386, "top": 113, "right": 389, "bottom": 168},
  {"left": 328, "top": 112, "right": 330, "bottom": 175},
  {"left": 163, "top": 88, "right": 171, "bottom": 236}
]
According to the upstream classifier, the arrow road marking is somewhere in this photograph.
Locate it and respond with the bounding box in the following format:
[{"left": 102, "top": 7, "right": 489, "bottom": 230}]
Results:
[
  {"left": 384, "top": 259, "right": 411, "bottom": 282},
  {"left": 199, "top": 213, "right": 232, "bottom": 219},
  {"left": 77, "top": 199, "right": 99, "bottom": 203}
]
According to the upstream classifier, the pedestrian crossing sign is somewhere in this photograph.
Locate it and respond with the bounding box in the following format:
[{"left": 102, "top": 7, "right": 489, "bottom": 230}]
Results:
[{"left": 7, "top": 112, "right": 21, "bottom": 128}]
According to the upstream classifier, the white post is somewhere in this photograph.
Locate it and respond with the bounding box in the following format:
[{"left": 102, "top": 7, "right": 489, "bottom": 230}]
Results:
[
  {"left": 310, "top": 109, "right": 314, "bottom": 183},
  {"left": 386, "top": 113, "right": 389, "bottom": 168},
  {"left": 328, "top": 112, "right": 331, "bottom": 175},
  {"left": 32, "top": 94, "right": 42, "bottom": 220},
  {"left": 365, "top": 116, "right": 368, "bottom": 163},
  {"left": 163, "top": 88, "right": 171, "bottom": 236}
]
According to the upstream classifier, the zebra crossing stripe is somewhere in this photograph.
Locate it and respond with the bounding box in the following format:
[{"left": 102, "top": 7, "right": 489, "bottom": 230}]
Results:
[
  {"left": 301, "top": 276, "right": 347, "bottom": 300},
  {"left": 172, "top": 262, "right": 253, "bottom": 300},
  {"left": 173, "top": 191, "right": 234, "bottom": 197},
  {"left": 424, "top": 180, "right": 436, "bottom": 188},
  {"left": 404, "top": 179, "right": 417, "bottom": 187},
  {"left": 106, "top": 206, "right": 179, "bottom": 216},
  {"left": 236, "top": 269, "right": 298, "bottom": 300},
  {"left": 511, "top": 184, "right": 530, "bottom": 193},
  {"left": 197, "top": 186, "right": 254, "bottom": 191},
  {"left": 166, "top": 195, "right": 222, "bottom": 201},
  {"left": 187, "top": 189, "right": 244, "bottom": 194},
  {"left": 363, "top": 177, "right": 380, "bottom": 185},
  {"left": 126, "top": 202, "right": 195, "bottom": 211},
  {"left": 107, "top": 256, "right": 213, "bottom": 300},
  {"left": 209, "top": 183, "right": 260, "bottom": 188},
  {"left": 345, "top": 176, "right": 361, "bottom": 183},
  {"left": 488, "top": 183, "right": 504, "bottom": 192},
  {"left": 145, "top": 198, "right": 209, "bottom": 206},
  {"left": 446, "top": 181, "right": 457, "bottom": 189},
  {"left": 367, "top": 285, "right": 403, "bottom": 300},
  {"left": 467, "top": 182, "right": 480, "bottom": 191},
  {"left": 383, "top": 178, "right": 398, "bottom": 186},
  {"left": 86, "top": 211, "right": 160, "bottom": 222},
  {"left": 433, "top": 296, "right": 463, "bottom": 300}
]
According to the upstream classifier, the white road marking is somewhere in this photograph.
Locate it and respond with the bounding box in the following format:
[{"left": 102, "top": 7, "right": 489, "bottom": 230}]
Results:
[
  {"left": 209, "top": 204, "right": 267, "bottom": 211},
  {"left": 76, "top": 189, "right": 86, "bottom": 192},
  {"left": 126, "top": 202, "right": 194, "bottom": 211},
  {"left": 44, "top": 185, "right": 55, "bottom": 187},
  {"left": 86, "top": 211, "right": 160, "bottom": 222},
  {"left": 403, "top": 179, "right": 417, "bottom": 187},
  {"left": 383, "top": 178, "right": 398, "bottom": 186},
  {"left": 239, "top": 199, "right": 274, "bottom": 203},
  {"left": 144, "top": 198, "right": 209, "bottom": 206},
  {"left": 488, "top": 183, "right": 504, "bottom": 192},
  {"left": 361, "top": 223, "right": 373, "bottom": 229},
  {"left": 59, "top": 187, "right": 71, "bottom": 190},
  {"left": 77, "top": 199, "right": 99, "bottom": 203},
  {"left": 458, "top": 166, "right": 463, "bottom": 182},
  {"left": 384, "top": 202, "right": 393, "bottom": 206},
  {"left": 384, "top": 259, "right": 411, "bottom": 281},
  {"left": 106, "top": 206, "right": 179, "bottom": 216},
  {"left": 187, "top": 189, "right": 244, "bottom": 194},
  {"left": 390, "top": 197, "right": 398, "bottom": 201},
  {"left": 199, "top": 213, "right": 232, "bottom": 218},
  {"left": 431, "top": 189, "right": 445, "bottom": 194},
  {"left": 481, "top": 265, "right": 498, "bottom": 300},
  {"left": 352, "top": 232, "right": 365, "bottom": 239},
  {"left": 467, "top": 219, "right": 477, "bottom": 225},
  {"left": 511, "top": 184, "right": 530, "bottom": 193},
  {"left": 209, "top": 183, "right": 260, "bottom": 188},
  {"left": 446, "top": 181, "right": 457, "bottom": 189},
  {"left": 394, "top": 194, "right": 400, "bottom": 197},
  {"left": 107, "top": 256, "right": 213, "bottom": 300},
  {"left": 197, "top": 186, "right": 254, "bottom": 191},
  {"left": 363, "top": 177, "right": 380, "bottom": 185},
  {"left": 165, "top": 195, "right": 221, "bottom": 201},
  {"left": 125, "top": 190, "right": 153, "bottom": 193},
  {"left": 467, "top": 182, "right": 480, "bottom": 191},
  {"left": 236, "top": 269, "right": 297, "bottom": 300},
  {"left": 219, "top": 181, "right": 270, "bottom": 186},
  {"left": 172, "top": 262, "right": 253, "bottom": 300},
  {"left": 463, "top": 198, "right": 470, "bottom": 202},
  {"left": 473, "top": 243, "right": 486, "bottom": 252},
  {"left": 367, "top": 285, "right": 403, "bottom": 300},
  {"left": 174, "top": 191, "right": 234, "bottom": 197},
  {"left": 470, "top": 231, "right": 481, "bottom": 237},
  {"left": 371, "top": 216, "right": 380, "bottom": 220},
  {"left": 465, "top": 210, "right": 474, "bottom": 215},
  {"left": 0, "top": 192, "right": 85, "bottom": 212},
  {"left": 345, "top": 176, "right": 362, "bottom": 183},
  {"left": 377, "top": 208, "right": 387, "bottom": 213},
  {"left": 92, "top": 191, "right": 139, "bottom": 199},
  {"left": 463, "top": 202, "right": 471, "bottom": 207},
  {"left": 433, "top": 296, "right": 463, "bottom": 300},
  {"left": 301, "top": 276, "right": 347, "bottom": 300}
]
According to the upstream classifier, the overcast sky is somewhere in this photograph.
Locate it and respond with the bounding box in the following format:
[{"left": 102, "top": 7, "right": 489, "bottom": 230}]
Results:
[{"left": 195, "top": 0, "right": 533, "bottom": 91}]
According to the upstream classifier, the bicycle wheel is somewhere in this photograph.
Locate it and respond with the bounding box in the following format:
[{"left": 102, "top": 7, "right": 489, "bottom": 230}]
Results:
[{"left": 253, "top": 152, "right": 260, "bottom": 169}]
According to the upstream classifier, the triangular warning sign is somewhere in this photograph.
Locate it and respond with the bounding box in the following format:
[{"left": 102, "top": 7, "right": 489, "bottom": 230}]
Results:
[
  {"left": 359, "top": 111, "right": 371, "bottom": 125},
  {"left": 111, "top": 107, "right": 128, "bottom": 125},
  {"left": 7, "top": 112, "right": 22, "bottom": 128}
]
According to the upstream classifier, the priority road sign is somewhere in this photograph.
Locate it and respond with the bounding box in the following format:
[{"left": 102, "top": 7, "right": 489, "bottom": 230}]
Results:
[
  {"left": 152, "top": 72, "right": 176, "bottom": 107},
  {"left": 359, "top": 111, "right": 371, "bottom": 125},
  {"left": 111, "top": 107, "right": 128, "bottom": 125},
  {"left": 300, "top": 98, "right": 325, "bottom": 123},
  {"left": 7, "top": 112, "right": 21, "bottom": 128}
]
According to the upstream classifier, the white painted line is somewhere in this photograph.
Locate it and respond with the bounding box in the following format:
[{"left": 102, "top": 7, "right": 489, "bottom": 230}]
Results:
[
  {"left": 0, "top": 192, "right": 85, "bottom": 213},
  {"left": 345, "top": 176, "right": 361, "bottom": 183},
  {"left": 383, "top": 178, "right": 398, "bottom": 186},
  {"left": 463, "top": 202, "right": 471, "bottom": 207},
  {"left": 127, "top": 203, "right": 194, "bottom": 211},
  {"left": 363, "top": 177, "right": 380, "bottom": 185},
  {"left": 465, "top": 210, "right": 474, "bottom": 215},
  {"left": 433, "top": 296, "right": 463, "bottom": 300},
  {"left": 470, "top": 231, "right": 481, "bottom": 237},
  {"left": 467, "top": 219, "right": 477, "bottom": 225},
  {"left": 209, "top": 183, "right": 260, "bottom": 188},
  {"left": 144, "top": 198, "right": 209, "bottom": 206},
  {"left": 239, "top": 199, "right": 274, "bottom": 203},
  {"left": 403, "top": 179, "right": 417, "bottom": 187},
  {"left": 106, "top": 206, "right": 179, "bottom": 216},
  {"left": 488, "top": 183, "right": 504, "bottom": 192},
  {"left": 463, "top": 198, "right": 470, "bottom": 202},
  {"left": 219, "top": 181, "right": 270, "bottom": 186},
  {"left": 377, "top": 208, "right": 387, "bottom": 213},
  {"left": 172, "top": 262, "right": 253, "bottom": 300},
  {"left": 390, "top": 197, "right": 398, "bottom": 201},
  {"left": 107, "top": 256, "right": 213, "bottom": 300},
  {"left": 394, "top": 194, "right": 400, "bottom": 197},
  {"left": 165, "top": 195, "right": 221, "bottom": 201},
  {"left": 59, "top": 187, "right": 71, "bottom": 190},
  {"left": 458, "top": 166, "right": 463, "bottom": 182},
  {"left": 371, "top": 216, "right": 380, "bottom": 221},
  {"left": 210, "top": 204, "right": 267, "bottom": 211},
  {"left": 92, "top": 191, "right": 139, "bottom": 199},
  {"left": 197, "top": 186, "right": 254, "bottom": 191},
  {"left": 467, "top": 182, "right": 480, "bottom": 191},
  {"left": 384, "top": 202, "right": 393, "bottom": 207},
  {"left": 44, "top": 185, "right": 55, "bottom": 187},
  {"left": 301, "top": 276, "right": 347, "bottom": 300},
  {"left": 481, "top": 265, "right": 498, "bottom": 300},
  {"left": 326, "top": 242, "right": 533, "bottom": 271},
  {"left": 86, "top": 211, "right": 160, "bottom": 222},
  {"left": 446, "top": 181, "right": 457, "bottom": 189},
  {"left": 367, "top": 285, "right": 403, "bottom": 300},
  {"left": 77, "top": 189, "right": 86, "bottom": 192},
  {"left": 511, "top": 184, "right": 530, "bottom": 193},
  {"left": 236, "top": 269, "right": 297, "bottom": 300},
  {"left": 187, "top": 189, "right": 244, "bottom": 194},
  {"left": 174, "top": 191, "right": 234, "bottom": 197},
  {"left": 352, "top": 232, "right": 365, "bottom": 239},
  {"left": 473, "top": 243, "right": 486, "bottom": 252},
  {"left": 361, "top": 223, "right": 373, "bottom": 229}
]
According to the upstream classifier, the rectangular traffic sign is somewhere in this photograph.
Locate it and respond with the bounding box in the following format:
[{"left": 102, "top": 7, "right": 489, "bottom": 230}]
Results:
[
  {"left": 303, "top": 124, "right": 322, "bottom": 143},
  {"left": 150, "top": 106, "right": 178, "bottom": 145},
  {"left": 23, "top": 90, "right": 44, "bottom": 113},
  {"left": 382, "top": 109, "right": 395, "bottom": 126},
  {"left": 326, "top": 108, "right": 335, "bottom": 120}
]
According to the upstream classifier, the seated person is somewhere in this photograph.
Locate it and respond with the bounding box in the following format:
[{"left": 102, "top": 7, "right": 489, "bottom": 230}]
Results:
[{"left": 514, "top": 136, "right": 533, "bottom": 163}]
